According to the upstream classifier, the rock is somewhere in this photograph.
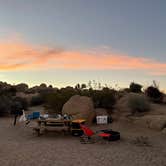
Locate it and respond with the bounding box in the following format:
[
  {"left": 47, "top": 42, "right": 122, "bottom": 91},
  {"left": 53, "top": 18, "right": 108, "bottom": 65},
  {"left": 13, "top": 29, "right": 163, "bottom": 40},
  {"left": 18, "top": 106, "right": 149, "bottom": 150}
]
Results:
[
  {"left": 162, "top": 128, "right": 166, "bottom": 135},
  {"left": 115, "top": 93, "right": 149, "bottom": 117},
  {"left": 133, "top": 115, "right": 166, "bottom": 131},
  {"left": 62, "top": 95, "right": 95, "bottom": 124}
]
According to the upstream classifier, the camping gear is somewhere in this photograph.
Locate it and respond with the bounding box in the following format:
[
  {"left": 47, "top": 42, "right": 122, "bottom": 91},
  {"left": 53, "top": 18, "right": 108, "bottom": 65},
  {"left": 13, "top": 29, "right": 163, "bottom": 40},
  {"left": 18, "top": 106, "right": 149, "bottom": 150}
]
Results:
[
  {"left": 33, "top": 112, "right": 40, "bottom": 119},
  {"left": 27, "top": 112, "right": 40, "bottom": 120},
  {"left": 80, "top": 124, "right": 120, "bottom": 143},
  {"left": 100, "top": 129, "right": 120, "bottom": 141},
  {"left": 71, "top": 119, "right": 86, "bottom": 136},
  {"left": 19, "top": 110, "right": 27, "bottom": 122},
  {"left": 27, "top": 114, "right": 33, "bottom": 120},
  {"left": 96, "top": 115, "right": 108, "bottom": 124},
  {"left": 13, "top": 109, "right": 23, "bottom": 126},
  {"left": 80, "top": 124, "right": 94, "bottom": 137}
]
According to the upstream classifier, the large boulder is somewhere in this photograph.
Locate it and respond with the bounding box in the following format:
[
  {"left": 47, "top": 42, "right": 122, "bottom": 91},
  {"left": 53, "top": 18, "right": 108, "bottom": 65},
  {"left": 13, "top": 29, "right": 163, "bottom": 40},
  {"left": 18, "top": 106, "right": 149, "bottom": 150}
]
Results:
[
  {"left": 162, "top": 128, "right": 166, "bottom": 135},
  {"left": 115, "top": 93, "right": 150, "bottom": 117},
  {"left": 62, "top": 95, "right": 95, "bottom": 124}
]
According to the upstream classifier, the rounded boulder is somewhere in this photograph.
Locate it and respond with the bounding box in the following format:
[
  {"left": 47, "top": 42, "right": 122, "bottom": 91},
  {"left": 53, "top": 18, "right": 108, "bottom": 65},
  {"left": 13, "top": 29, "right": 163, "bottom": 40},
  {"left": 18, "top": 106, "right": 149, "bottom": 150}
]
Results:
[{"left": 62, "top": 95, "right": 95, "bottom": 124}]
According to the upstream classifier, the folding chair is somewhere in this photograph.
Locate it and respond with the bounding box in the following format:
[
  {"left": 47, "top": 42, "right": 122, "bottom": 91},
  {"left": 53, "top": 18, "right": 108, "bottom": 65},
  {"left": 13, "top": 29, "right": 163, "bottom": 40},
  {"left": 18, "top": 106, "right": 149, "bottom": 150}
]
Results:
[{"left": 80, "top": 124, "right": 120, "bottom": 143}]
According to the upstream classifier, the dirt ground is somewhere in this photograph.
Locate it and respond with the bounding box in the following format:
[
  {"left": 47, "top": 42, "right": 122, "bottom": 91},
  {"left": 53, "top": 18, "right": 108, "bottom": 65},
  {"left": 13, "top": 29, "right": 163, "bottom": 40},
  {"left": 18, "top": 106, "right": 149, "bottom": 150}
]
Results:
[{"left": 0, "top": 116, "right": 166, "bottom": 166}]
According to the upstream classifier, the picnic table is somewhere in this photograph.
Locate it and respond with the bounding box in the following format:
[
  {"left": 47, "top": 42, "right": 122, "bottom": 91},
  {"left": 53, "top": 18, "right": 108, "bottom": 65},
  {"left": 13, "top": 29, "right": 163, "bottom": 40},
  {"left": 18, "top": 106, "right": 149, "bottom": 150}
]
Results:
[{"left": 33, "top": 118, "right": 72, "bottom": 136}]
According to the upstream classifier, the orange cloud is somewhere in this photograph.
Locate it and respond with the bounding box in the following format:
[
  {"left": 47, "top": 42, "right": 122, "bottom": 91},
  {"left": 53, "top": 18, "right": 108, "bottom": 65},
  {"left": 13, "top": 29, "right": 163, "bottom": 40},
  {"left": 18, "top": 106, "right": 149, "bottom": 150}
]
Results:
[{"left": 0, "top": 38, "right": 166, "bottom": 75}]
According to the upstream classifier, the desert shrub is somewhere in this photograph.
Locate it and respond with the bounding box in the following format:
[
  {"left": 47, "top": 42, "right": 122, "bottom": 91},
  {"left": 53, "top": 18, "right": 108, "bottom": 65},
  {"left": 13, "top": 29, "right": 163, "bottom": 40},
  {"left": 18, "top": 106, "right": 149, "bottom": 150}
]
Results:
[
  {"left": 13, "top": 97, "right": 28, "bottom": 110},
  {"left": 80, "top": 89, "right": 91, "bottom": 97},
  {"left": 0, "top": 95, "right": 28, "bottom": 116},
  {"left": 128, "top": 95, "right": 150, "bottom": 114},
  {"left": 145, "top": 86, "right": 163, "bottom": 103},
  {"left": 60, "top": 87, "right": 77, "bottom": 96},
  {"left": 123, "top": 88, "right": 130, "bottom": 93},
  {"left": 44, "top": 91, "right": 75, "bottom": 114},
  {"left": 11, "top": 101, "right": 23, "bottom": 115},
  {"left": 129, "top": 82, "right": 142, "bottom": 93},
  {"left": 15, "top": 83, "right": 28, "bottom": 92},
  {"left": 0, "top": 86, "right": 16, "bottom": 96},
  {"left": 43, "top": 87, "right": 77, "bottom": 114},
  {"left": 30, "top": 95, "right": 44, "bottom": 106},
  {"left": 91, "top": 88, "right": 117, "bottom": 109},
  {"left": 0, "top": 95, "right": 12, "bottom": 116}
]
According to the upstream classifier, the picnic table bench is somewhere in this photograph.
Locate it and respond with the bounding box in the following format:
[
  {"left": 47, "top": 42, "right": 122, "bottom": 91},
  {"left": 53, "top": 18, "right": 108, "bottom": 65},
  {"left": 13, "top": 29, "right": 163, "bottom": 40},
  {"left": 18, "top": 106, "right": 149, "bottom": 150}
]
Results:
[{"left": 33, "top": 118, "right": 71, "bottom": 136}]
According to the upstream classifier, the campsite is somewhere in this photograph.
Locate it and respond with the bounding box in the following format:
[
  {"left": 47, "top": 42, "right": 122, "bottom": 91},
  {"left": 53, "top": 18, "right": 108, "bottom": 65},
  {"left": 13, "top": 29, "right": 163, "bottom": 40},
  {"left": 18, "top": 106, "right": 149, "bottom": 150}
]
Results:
[
  {"left": 0, "top": 111, "right": 166, "bottom": 166},
  {"left": 0, "top": 82, "right": 166, "bottom": 166},
  {"left": 1, "top": 1, "right": 166, "bottom": 165}
]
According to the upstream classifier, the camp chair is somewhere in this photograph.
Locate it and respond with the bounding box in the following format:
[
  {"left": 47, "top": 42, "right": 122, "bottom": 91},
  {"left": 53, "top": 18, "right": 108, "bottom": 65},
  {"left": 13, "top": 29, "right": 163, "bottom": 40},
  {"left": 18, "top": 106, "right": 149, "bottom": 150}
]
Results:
[
  {"left": 80, "top": 125, "right": 120, "bottom": 143},
  {"left": 80, "top": 124, "right": 95, "bottom": 144},
  {"left": 27, "top": 112, "right": 40, "bottom": 120},
  {"left": 26, "top": 112, "right": 40, "bottom": 125},
  {"left": 80, "top": 125, "right": 111, "bottom": 144}
]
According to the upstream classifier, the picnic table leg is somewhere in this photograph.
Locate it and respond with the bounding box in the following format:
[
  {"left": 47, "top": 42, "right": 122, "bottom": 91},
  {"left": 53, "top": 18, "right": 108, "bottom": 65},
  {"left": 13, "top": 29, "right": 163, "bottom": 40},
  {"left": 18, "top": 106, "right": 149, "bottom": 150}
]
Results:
[
  {"left": 33, "top": 128, "right": 41, "bottom": 136},
  {"left": 37, "top": 128, "right": 40, "bottom": 136}
]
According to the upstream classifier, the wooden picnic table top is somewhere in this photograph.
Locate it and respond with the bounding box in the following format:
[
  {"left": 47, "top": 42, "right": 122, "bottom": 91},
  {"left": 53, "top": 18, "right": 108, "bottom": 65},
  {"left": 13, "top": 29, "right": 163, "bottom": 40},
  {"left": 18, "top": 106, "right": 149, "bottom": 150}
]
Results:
[
  {"left": 36, "top": 119, "right": 72, "bottom": 128},
  {"left": 33, "top": 118, "right": 72, "bottom": 136},
  {"left": 37, "top": 118, "right": 72, "bottom": 123}
]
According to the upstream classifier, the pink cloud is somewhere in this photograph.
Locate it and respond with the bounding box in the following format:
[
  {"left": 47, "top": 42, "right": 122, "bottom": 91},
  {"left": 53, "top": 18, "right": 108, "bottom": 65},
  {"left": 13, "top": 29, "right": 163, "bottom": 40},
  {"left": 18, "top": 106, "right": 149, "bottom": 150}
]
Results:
[{"left": 0, "top": 38, "right": 166, "bottom": 75}]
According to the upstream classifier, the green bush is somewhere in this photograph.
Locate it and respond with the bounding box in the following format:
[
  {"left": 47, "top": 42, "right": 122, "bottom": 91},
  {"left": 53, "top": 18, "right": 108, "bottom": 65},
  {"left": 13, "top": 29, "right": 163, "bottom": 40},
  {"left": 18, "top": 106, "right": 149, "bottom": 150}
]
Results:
[
  {"left": 129, "top": 82, "right": 142, "bottom": 93},
  {"left": 128, "top": 95, "right": 150, "bottom": 114},
  {"left": 0, "top": 95, "right": 28, "bottom": 116},
  {"left": 13, "top": 97, "right": 28, "bottom": 110},
  {"left": 44, "top": 91, "right": 75, "bottom": 114},
  {"left": 145, "top": 86, "right": 163, "bottom": 103},
  {"left": 15, "top": 83, "right": 28, "bottom": 92},
  {"left": 30, "top": 95, "right": 44, "bottom": 106},
  {"left": 11, "top": 101, "right": 23, "bottom": 115},
  {"left": 0, "top": 86, "right": 16, "bottom": 96},
  {"left": 91, "top": 88, "right": 117, "bottom": 109},
  {"left": 0, "top": 95, "right": 12, "bottom": 116},
  {"left": 10, "top": 97, "right": 28, "bottom": 115}
]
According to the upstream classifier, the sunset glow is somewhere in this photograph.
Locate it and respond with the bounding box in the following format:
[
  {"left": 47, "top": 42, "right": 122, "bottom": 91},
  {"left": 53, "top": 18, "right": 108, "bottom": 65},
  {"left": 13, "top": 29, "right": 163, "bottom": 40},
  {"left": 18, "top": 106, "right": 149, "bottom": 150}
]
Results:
[
  {"left": 0, "top": 38, "right": 166, "bottom": 76},
  {"left": 0, "top": 0, "right": 166, "bottom": 90}
]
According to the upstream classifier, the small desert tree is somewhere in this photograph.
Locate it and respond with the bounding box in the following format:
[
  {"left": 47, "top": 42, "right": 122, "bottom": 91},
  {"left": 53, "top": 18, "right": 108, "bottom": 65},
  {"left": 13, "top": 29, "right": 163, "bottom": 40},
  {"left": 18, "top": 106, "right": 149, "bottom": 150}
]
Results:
[
  {"left": 91, "top": 88, "right": 117, "bottom": 109},
  {"left": 44, "top": 87, "right": 77, "bottom": 114},
  {"left": 0, "top": 95, "right": 12, "bottom": 116},
  {"left": 145, "top": 86, "right": 163, "bottom": 103},
  {"left": 129, "top": 82, "right": 142, "bottom": 93}
]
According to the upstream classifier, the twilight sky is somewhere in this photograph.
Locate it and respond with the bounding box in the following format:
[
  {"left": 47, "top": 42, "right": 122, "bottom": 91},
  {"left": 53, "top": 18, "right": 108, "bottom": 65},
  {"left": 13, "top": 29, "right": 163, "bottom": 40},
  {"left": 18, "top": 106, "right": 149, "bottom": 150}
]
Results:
[{"left": 0, "top": 0, "right": 166, "bottom": 90}]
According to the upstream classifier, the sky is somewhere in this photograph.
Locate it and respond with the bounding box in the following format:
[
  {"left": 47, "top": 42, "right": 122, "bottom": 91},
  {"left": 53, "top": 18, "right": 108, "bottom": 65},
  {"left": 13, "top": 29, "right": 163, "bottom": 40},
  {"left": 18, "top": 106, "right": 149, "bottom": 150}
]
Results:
[{"left": 0, "top": 0, "right": 166, "bottom": 90}]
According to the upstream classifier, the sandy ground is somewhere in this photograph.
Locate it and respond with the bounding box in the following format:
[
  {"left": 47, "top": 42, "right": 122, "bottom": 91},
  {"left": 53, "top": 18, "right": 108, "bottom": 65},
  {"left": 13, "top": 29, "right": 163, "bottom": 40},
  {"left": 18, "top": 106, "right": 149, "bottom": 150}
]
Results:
[{"left": 0, "top": 116, "right": 166, "bottom": 166}]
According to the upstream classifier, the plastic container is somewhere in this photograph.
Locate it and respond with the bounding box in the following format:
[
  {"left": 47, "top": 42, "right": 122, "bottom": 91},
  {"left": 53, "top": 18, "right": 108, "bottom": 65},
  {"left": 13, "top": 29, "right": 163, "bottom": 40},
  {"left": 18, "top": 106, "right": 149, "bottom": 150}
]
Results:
[
  {"left": 33, "top": 112, "right": 40, "bottom": 119},
  {"left": 96, "top": 116, "right": 108, "bottom": 124},
  {"left": 100, "top": 129, "right": 120, "bottom": 141}
]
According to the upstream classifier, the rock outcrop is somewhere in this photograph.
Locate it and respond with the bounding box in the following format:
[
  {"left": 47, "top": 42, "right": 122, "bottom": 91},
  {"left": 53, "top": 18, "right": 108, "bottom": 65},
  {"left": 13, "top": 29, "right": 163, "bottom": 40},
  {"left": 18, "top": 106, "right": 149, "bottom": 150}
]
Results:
[
  {"left": 162, "top": 128, "right": 166, "bottom": 135},
  {"left": 62, "top": 95, "right": 95, "bottom": 124},
  {"left": 115, "top": 93, "right": 150, "bottom": 117}
]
